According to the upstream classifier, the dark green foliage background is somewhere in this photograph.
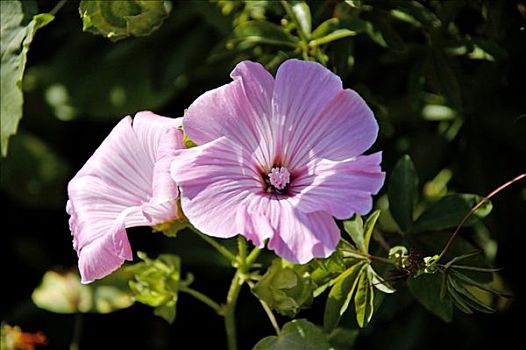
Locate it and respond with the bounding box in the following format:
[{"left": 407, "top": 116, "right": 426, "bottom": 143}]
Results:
[{"left": 1, "top": 0, "right": 525, "bottom": 349}]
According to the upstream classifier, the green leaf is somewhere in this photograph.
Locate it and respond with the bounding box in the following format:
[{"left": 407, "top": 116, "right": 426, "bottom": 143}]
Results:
[
  {"left": 388, "top": 155, "right": 419, "bottom": 232},
  {"left": 252, "top": 259, "right": 314, "bottom": 317},
  {"left": 128, "top": 252, "right": 181, "bottom": 323},
  {"left": 447, "top": 275, "right": 495, "bottom": 314},
  {"left": 354, "top": 267, "right": 374, "bottom": 328},
  {"left": 363, "top": 210, "right": 381, "bottom": 252},
  {"left": 343, "top": 215, "right": 366, "bottom": 253},
  {"left": 0, "top": 1, "right": 54, "bottom": 156},
  {"left": 309, "top": 29, "right": 357, "bottom": 47},
  {"left": 311, "top": 18, "right": 340, "bottom": 39},
  {"left": 291, "top": 1, "right": 312, "bottom": 36},
  {"left": 253, "top": 319, "right": 332, "bottom": 350},
  {"left": 79, "top": 0, "right": 168, "bottom": 42},
  {"left": 232, "top": 21, "right": 298, "bottom": 48},
  {"left": 324, "top": 261, "right": 366, "bottom": 331},
  {"left": 0, "top": 133, "right": 70, "bottom": 209},
  {"left": 413, "top": 194, "right": 492, "bottom": 232},
  {"left": 368, "top": 265, "right": 396, "bottom": 294},
  {"left": 407, "top": 273, "right": 453, "bottom": 322}
]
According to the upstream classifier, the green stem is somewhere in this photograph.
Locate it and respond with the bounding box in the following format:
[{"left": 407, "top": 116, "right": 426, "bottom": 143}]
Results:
[
  {"left": 50, "top": 0, "right": 68, "bottom": 16},
  {"left": 70, "top": 313, "right": 83, "bottom": 350},
  {"left": 224, "top": 271, "right": 243, "bottom": 350},
  {"left": 191, "top": 227, "right": 236, "bottom": 262},
  {"left": 344, "top": 248, "right": 397, "bottom": 266},
  {"left": 180, "top": 286, "right": 223, "bottom": 314},
  {"left": 223, "top": 237, "right": 262, "bottom": 350}
]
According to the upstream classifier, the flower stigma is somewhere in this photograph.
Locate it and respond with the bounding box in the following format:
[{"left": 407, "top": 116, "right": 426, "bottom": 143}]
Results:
[{"left": 266, "top": 166, "right": 291, "bottom": 194}]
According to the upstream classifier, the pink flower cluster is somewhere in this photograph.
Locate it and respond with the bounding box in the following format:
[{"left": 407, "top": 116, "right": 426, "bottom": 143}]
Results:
[{"left": 67, "top": 59, "right": 385, "bottom": 283}]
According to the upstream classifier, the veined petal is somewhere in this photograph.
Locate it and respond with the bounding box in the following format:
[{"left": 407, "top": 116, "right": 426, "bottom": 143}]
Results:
[
  {"left": 68, "top": 112, "right": 183, "bottom": 283},
  {"left": 253, "top": 199, "right": 340, "bottom": 264},
  {"left": 291, "top": 152, "right": 385, "bottom": 219},
  {"left": 171, "top": 137, "right": 262, "bottom": 238},
  {"left": 272, "top": 59, "right": 378, "bottom": 168},
  {"left": 183, "top": 61, "right": 275, "bottom": 168}
]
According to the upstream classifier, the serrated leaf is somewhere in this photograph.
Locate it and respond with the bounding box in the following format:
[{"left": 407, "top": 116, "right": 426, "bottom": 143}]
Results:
[
  {"left": 79, "top": 0, "right": 168, "bottom": 42},
  {"left": 408, "top": 273, "right": 453, "bottom": 322},
  {"left": 324, "top": 261, "right": 366, "bottom": 331},
  {"left": 388, "top": 155, "right": 419, "bottom": 232},
  {"left": 291, "top": 1, "right": 311, "bottom": 36},
  {"left": 413, "top": 194, "right": 492, "bottom": 232},
  {"left": 355, "top": 267, "right": 374, "bottom": 328},
  {"left": 253, "top": 319, "right": 332, "bottom": 350},
  {"left": 1, "top": 1, "right": 54, "bottom": 156},
  {"left": 232, "top": 21, "right": 298, "bottom": 48}
]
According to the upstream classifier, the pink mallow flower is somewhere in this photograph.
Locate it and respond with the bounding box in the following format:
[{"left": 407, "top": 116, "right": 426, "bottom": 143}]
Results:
[
  {"left": 67, "top": 111, "right": 184, "bottom": 283},
  {"left": 171, "top": 59, "right": 385, "bottom": 264}
]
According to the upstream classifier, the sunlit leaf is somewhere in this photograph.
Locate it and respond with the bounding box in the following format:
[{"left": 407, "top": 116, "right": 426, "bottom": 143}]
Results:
[
  {"left": 324, "top": 261, "right": 366, "bottom": 331},
  {"left": 343, "top": 215, "right": 366, "bottom": 253},
  {"left": 0, "top": 0, "right": 54, "bottom": 156},
  {"left": 354, "top": 267, "right": 374, "bottom": 328},
  {"left": 291, "top": 1, "right": 311, "bottom": 36},
  {"left": 368, "top": 265, "right": 396, "bottom": 294},
  {"left": 388, "top": 155, "right": 418, "bottom": 232},
  {"left": 253, "top": 319, "right": 332, "bottom": 350},
  {"left": 79, "top": 0, "right": 168, "bottom": 42}
]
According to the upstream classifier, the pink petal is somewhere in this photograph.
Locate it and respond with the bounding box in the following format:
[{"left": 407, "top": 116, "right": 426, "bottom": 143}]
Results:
[
  {"left": 171, "top": 137, "right": 262, "bottom": 238},
  {"left": 291, "top": 152, "right": 385, "bottom": 219},
  {"left": 183, "top": 61, "right": 275, "bottom": 168},
  {"left": 68, "top": 112, "right": 183, "bottom": 283},
  {"left": 244, "top": 195, "right": 340, "bottom": 264},
  {"left": 272, "top": 59, "right": 378, "bottom": 168}
]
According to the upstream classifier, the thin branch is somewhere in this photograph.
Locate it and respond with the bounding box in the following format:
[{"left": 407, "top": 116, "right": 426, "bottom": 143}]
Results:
[
  {"left": 180, "top": 286, "right": 223, "bottom": 315},
  {"left": 50, "top": 0, "right": 68, "bottom": 16},
  {"left": 438, "top": 173, "right": 526, "bottom": 261}
]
